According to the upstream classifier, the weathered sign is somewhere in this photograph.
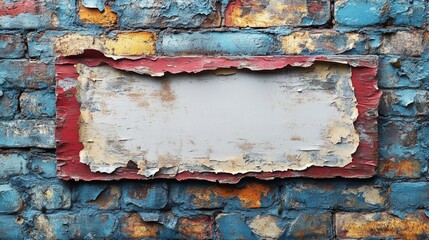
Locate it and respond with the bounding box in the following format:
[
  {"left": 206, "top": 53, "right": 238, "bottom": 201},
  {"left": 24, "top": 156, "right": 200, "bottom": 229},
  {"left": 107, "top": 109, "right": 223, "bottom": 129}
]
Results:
[{"left": 56, "top": 52, "right": 380, "bottom": 183}]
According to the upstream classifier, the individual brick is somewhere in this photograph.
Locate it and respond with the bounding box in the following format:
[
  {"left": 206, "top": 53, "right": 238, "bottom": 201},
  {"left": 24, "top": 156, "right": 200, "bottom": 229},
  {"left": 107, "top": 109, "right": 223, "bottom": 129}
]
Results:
[
  {"left": 336, "top": 212, "right": 429, "bottom": 239},
  {"left": 0, "top": 33, "right": 26, "bottom": 58},
  {"left": 335, "top": 0, "right": 426, "bottom": 27},
  {"left": 75, "top": 183, "right": 121, "bottom": 210},
  {"left": 122, "top": 182, "right": 168, "bottom": 210},
  {"left": 225, "top": 0, "right": 330, "bottom": 27},
  {"left": 248, "top": 215, "right": 285, "bottom": 239},
  {"left": 54, "top": 32, "right": 157, "bottom": 56},
  {"left": 121, "top": 212, "right": 162, "bottom": 239},
  {"left": 377, "top": 56, "right": 428, "bottom": 89},
  {"left": 78, "top": 1, "right": 117, "bottom": 27},
  {"left": 389, "top": 182, "right": 429, "bottom": 212},
  {"left": 30, "top": 154, "right": 57, "bottom": 178},
  {"left": 0, "top": 184, "right": 22, "bottom": 213},
  {"left": 0, "top": 153, "right": 28, "bottom": 178},
  {"left": 30, "top": 183, "right": 71, "bottom": 211},
  {"left": 0, "top": 120, "right": 55, "bottom": 148},
  {"left": 171, "top": 181, "right": 278, "bottom": 210},
  {"left": 286, "top": 212, "right": 333, "bottom": 239},
  {"left": 0, "top": 89, "right": 19, "bottom": 119},
  {"left": 379, "top": 90, "right": 429, "bottom": 117},
  {"left": 0, "top": 0, "right": 54, "bottom": 29},
  {"left": 19, "top": 90, "right": 56, "bottom": 118},
  {"left": 177, "top": 215, "right": 214, "bottom": 240},
  {"left": 110, "top": 0, "right": 221, "bottom": 28},
  {"left": 0, "top": 60, "right": 55, "bottom": 89},
  {"left": 379, "top": 156, "right": 425, "bottom": 179},
  {"left": 0, "top": 215, "right": 25, "bottom": 239},
  {"left": 380, "top": 31, "right": 425, "bottom": 56},
  {"left": 282, "top": 180, "right": 386, "bottom": 210},
  {"left": 160, "top": 32, "right": 276, "bottom": 56},
  {"left": 281, "top": 30, "right": 367, "bottom": 54},
  {"left": 35, "top": 212, "right": 117, "bottom": 239},
  {"left": 215, "top": 214, "right": 258, "bottom": 240}
]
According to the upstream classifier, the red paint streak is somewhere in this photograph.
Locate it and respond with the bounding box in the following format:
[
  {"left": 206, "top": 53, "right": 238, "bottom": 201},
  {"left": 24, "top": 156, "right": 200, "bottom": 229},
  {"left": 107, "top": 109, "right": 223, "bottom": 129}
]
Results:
[
  {"left": 0, "top": 0, "right": 42, "bottom": 17},
  {"left": 308, "top": 0, "right": 325, "bottom": 14},
  {"left": 56, "top": 51, "right": 380, "bottom": 183}
]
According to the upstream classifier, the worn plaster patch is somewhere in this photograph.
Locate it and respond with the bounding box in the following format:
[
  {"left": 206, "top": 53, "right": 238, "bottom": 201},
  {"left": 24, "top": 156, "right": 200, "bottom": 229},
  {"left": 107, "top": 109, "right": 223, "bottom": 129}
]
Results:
[{"left": 75, "top": 62, "right": 359, "bottom": 176}]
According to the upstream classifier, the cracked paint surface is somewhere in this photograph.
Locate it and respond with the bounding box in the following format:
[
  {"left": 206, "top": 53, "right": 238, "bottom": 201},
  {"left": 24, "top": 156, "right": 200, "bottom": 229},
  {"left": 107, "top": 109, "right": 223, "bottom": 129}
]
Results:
[
  {"left": 76, "top": 62, "right": 358, "bottom": 176},
  {"left": 56, "top": 53, "right": 380, "bottom": 182}
]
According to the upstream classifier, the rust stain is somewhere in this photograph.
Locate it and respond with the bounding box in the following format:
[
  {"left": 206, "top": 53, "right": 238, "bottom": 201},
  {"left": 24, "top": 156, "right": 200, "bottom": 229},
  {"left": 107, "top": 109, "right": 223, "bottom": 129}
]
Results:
[
  {"left": 187, "top": 182, "right": 271, "bottom": 208},
  {"left": 178, "top": 216, "right": 213, "bottom": 239},
  {"left": 78, "top": 1, "right": 117, "bottom": 27},
  {"left": 380, "top": 158, "right": 421, "bottom": 177},
  {"left": 290, "top": 136, "right": 302, "bottom": 141},
  {"left": 152, "top": 81, "right": 176, "bottom": 103},
  {"left": 337, "top": 212, "right": 429, "bottom": 239},
  {"left": 122, "top": 213, "right": 160, "bottom": 239}
]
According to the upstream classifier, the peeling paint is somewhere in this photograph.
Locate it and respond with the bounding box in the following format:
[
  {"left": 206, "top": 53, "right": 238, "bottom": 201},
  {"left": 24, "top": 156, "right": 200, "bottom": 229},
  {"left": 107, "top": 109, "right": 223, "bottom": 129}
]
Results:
[
  {"left": 75, "top": 62, "right": 358, "bottom": 176},
  {"left": 54, "top": 33, "right": 157, "bottom": 57},
  {"left": 248, "top": 215, "right": 283, "bottom": 239},
  {"left": 78, "top": 2, "right": 117, "bottom": 27},
  {"left": 56, "top": 55, "right": 380, "bottom": 182}
]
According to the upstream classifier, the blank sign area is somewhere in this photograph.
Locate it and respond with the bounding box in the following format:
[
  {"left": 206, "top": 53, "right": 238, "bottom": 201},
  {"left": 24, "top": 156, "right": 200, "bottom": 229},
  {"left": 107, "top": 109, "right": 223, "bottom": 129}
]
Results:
[{"left": 76, "top": 63, "right": 359, "bottom": 176}]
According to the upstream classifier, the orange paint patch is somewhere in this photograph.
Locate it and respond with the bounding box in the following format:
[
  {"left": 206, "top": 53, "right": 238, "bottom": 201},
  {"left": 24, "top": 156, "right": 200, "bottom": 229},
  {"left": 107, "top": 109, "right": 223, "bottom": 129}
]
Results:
[
  {"left": 336, "top": 212, "right": 429, "bottom": 239},
  {"left": 122, "top": 213, "right": 160, "bottom": 239},
  {"left": 78, "top": 3, "right": 117, "bottom": 27},
  {"left": 178, "top": 216, "right": 213, "bottom": 239},
  {"left": 380, "top": 158, "right": 421, "bottom": 177},
  {"left": 187, "top": 182, "right": 271, "bottom": 208}
]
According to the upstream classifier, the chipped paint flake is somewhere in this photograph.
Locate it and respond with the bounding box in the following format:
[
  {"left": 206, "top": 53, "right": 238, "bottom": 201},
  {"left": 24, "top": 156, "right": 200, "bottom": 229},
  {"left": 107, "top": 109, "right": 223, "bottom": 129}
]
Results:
[
  {"left": 78, "top": 1, "right": 117, "bottom": 26},
  {"left": 249, "top": 215, "right": 283, "bottom": 239},
  {"left": 75, "top": 62, "right": 359, "bottom": 176}
]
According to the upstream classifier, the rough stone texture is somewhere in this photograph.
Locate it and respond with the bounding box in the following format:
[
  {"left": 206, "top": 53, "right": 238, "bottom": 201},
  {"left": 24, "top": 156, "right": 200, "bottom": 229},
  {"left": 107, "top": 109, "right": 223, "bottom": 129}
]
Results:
[
  {"left": 0, "top": 33, "right": 26, "bottom": 58},
  {"left": 336, "top": 212, "right": 429, "bottom": 239},
  {"left": 0, "top": 0, "right": 428, "bottom": 239}
]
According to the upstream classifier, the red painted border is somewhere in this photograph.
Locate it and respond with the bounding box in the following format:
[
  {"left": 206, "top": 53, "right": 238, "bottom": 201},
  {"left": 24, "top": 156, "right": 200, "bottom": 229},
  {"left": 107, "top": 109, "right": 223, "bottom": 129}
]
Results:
[{"left": 56, "top": 51, "right": 381, "bottom": 183}]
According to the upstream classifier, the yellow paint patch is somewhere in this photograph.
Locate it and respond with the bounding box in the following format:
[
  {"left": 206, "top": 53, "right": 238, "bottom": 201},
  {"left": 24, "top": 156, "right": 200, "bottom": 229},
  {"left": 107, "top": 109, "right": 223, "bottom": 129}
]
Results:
[
  {"left": 336, "top": 212, "right": 429, "bottom": 239},
  {"left": 104, "top": 32, "right": 157, "bottom": 56},
  {"left": 78, "top": 4, "right": 117, "bottom": 27},
  {"left": 281, "top": 31, "right": 360, "bottom": 54},
  {"left": 55, "top": 32, "right": 157, "bottom": 56},
  {"left": 227, "top": 0, "right": 308, "bottom": 27}
]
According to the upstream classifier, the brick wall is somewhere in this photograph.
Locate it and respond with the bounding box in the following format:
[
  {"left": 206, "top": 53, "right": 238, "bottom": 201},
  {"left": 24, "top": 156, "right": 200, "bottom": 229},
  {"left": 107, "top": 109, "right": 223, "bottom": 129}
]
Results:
[{"left": 0, "top": 0, "right": 428, "bottom": 239}]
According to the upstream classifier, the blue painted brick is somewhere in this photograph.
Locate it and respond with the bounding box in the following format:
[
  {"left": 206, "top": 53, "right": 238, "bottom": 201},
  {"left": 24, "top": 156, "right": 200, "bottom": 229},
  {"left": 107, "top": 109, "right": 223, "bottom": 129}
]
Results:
[
  {"left": 215, "top": 214, "right": 258, "bottom": 240},
  {"left": 0, "top": 33, "right": 26, "bottom": 58},
  {"left": 30, "top": 183, "right": 71, "bottom": 211},
  {"left": 30, "top": 154, "right": 57, "bottom": 178},
  {"left": 0, "top": 120, "right": 55, "bottom": 148},
  {"left": 285, "top": 211, "right": 333, "bottom": 239},
  {"left": 390, "top": 182, "right": 429, "bottom": 213},
  {"left": 379, "top": 90, "right": 429, "bottom": 117},
  {"left": 0, "top": 215, "right": 25, "bottom": 239},
  {"left": 0, "top": 153, "right": 28, "bottom": 178},
  {"left": 20, "top": 90, "right": 56, "bottom": 118},
  {"left": 0, "top": 89, "right": 19, "bottom": 119},
  {"left": 335, "top": 0, "right": 426, "bottom": 27},
  {"left": 0, "top": 184, "right": 22, "bottom": 213},
  {"left": 378, "top": 56, "right": 429, "bottom": 89},
  {"left": 0, "top": 60, "right": 55, "bottom": 89},
  {"left": 282, "top": 180, "right": 386, "bottom": 210},
  {"left": 35, "top": 212, "right": 117, "bottom": 239},
  {"left": 75, "top": 183, "right": 121, "bottom": 210},
  {"left": 122, "top": 182, "right": 168, "bottom": 210},
  {"left": 111, "top": 0, "right": 219, "bottom": 29},
  {"left": 160, "top": 32, "right": 276, "bottom": 56}
]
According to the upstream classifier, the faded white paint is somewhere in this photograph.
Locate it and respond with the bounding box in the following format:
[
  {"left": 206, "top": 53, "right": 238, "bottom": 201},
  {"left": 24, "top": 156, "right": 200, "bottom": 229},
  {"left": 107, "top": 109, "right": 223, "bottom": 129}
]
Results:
[{"left": 76, "top": 63, "right": 359, "bottom": 176}]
